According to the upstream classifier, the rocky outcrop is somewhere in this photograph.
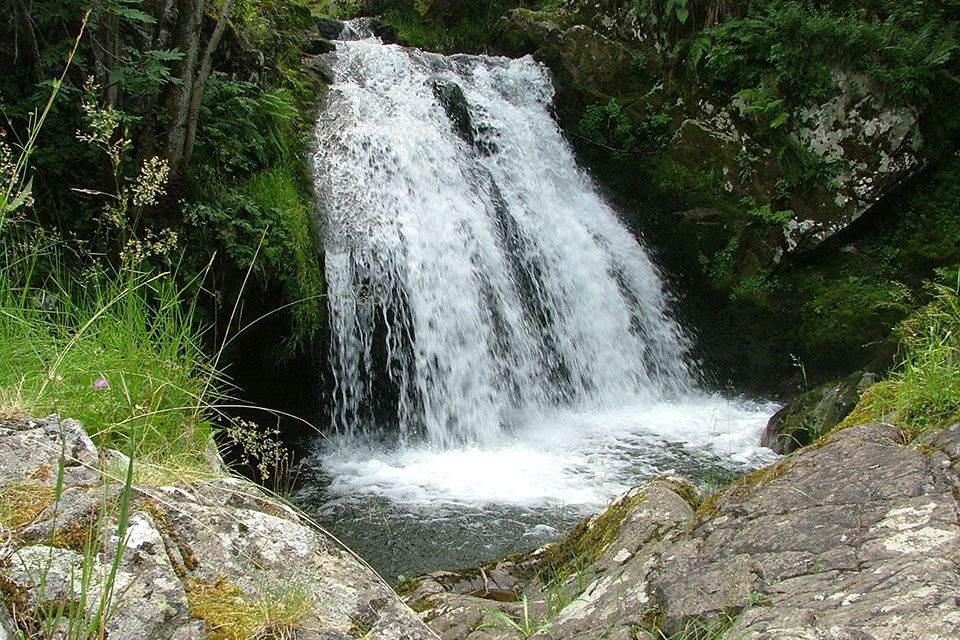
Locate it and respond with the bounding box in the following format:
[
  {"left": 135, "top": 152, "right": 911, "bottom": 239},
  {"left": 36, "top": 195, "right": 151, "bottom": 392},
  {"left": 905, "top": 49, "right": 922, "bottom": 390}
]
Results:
[
  {"left": 403, "top": 422, "right": 960, "bottom": 639},
  {"left": 0, "top": 416, "right": 438, "bottom": 640},
  {"left": 488, "top": 2, "right": 929, "bottom": 260}
]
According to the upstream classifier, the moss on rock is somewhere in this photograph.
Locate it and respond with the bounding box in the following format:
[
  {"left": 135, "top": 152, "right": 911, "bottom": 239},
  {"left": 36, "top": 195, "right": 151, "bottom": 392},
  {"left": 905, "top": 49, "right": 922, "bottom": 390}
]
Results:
[{"left": 536, "top": 489, "right": 647, "bottom": 582}]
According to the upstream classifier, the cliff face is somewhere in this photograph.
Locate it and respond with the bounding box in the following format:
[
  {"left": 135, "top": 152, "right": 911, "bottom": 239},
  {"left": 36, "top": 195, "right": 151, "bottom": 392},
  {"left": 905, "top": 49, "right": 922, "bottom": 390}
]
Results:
[{"left": 0, "top": 416, "right": 438, "bottom": 640}]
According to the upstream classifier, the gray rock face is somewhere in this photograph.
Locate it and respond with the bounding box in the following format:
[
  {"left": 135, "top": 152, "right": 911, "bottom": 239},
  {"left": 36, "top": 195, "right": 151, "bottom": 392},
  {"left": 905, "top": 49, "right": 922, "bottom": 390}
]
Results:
[
  {"left": 405, "top": 423, "right": 960, "bottom": 639},
  {"left": 0, "top": 416, "right": 438, "bottom": 640}
]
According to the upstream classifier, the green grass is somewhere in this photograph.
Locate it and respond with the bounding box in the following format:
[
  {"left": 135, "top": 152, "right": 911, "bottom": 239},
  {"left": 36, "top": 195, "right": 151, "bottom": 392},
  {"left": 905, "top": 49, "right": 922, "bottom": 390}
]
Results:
[
  {"left": 833, "top": 272, "right": 960, "bottom": 439},
  {"left": 884, "top": 276, "right": 960, "bottom": 436},
  {"left": 0, "top": 234, "right": 220, "bottom": 462}
]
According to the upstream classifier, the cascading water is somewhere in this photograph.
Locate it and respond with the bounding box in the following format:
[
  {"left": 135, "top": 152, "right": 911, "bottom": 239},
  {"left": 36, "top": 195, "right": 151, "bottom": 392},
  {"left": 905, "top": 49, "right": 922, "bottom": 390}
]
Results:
[{"left": 295, "top": 31, "right": 778, "bottom": 579}]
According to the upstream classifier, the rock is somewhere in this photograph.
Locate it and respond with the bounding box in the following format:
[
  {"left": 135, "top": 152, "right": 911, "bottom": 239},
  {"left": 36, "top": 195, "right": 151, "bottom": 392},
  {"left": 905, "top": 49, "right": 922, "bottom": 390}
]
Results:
[
  {"left": 432, "top": 79, "right": 473, "bottom": 144},
  {"left": 488, "top": 8, "right": 565, "bottom": 59},
  {"left": 406, "top": 424, "right": 960, "bottom": 639},
  {"left": 787, "top": 71, "right": 924, "bottom": 253},
  {"left": 0, "top": 416, "right": 438, "bottom": 640},
  {"left": 371, "top": 21, "right": 398, "bottom": 44},
  {"left": 0, "top": 415, "right": 100, "bottom": 487},
  {"left": 762, "top": 370, "right": 878, "bottom": 454},
  {"left": 315, "top": 16, "right": 346, "bottom": 40},
  {"left": 305, "top": 38, "right": 336, "bottom": 55}
]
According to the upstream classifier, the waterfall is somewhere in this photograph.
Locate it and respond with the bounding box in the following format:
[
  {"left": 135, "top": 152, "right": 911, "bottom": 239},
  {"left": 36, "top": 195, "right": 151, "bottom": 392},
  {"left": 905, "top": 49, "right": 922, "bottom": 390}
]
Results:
[
  {"left": 312, "top": 38, "right": 696, "bottom": 448},
  {"left": 301, "top": 33, "right": 778, "bottom": 578}
]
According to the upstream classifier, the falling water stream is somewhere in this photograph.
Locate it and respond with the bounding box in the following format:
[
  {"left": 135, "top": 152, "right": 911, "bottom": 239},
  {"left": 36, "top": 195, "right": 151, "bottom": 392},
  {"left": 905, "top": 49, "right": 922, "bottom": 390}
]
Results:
[{"left": 293, "top": 30, "right": 778, "bottom": 580}]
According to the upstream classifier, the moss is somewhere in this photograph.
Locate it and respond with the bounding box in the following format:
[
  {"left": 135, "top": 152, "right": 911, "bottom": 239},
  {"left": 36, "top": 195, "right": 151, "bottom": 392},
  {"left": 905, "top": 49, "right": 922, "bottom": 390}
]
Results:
[
  {"left": 408, "top": 596, "right": 438, "bottom": 614},
  {"left": 827, "top": 381, "right": 898, "bottom": 437},
  {"left": 394, "top": 575, "right": 423, "bottom": 597},
  {"left": 536, "top": 490, "right": 647, "bottom": 582},
  {"left": 632, "top": 603, "right": 664, "bottom": 638},
  {"left": 653, "top": 475, "right": 699, "bottom": 510},
  {"left": 137, "top": 498, "right": 198, "bottom": 576},
  {"left": 0, "top": 481, "right": 56, "bottom": 529},
  {"left": 186, "top": 578, "right": 246, "bottom": 640},
  {"left": 697, "top": 458, "right": 793, "bottom": 519},
  {"left": 186, "top": 576, "right": 314, "bottom": 640}
]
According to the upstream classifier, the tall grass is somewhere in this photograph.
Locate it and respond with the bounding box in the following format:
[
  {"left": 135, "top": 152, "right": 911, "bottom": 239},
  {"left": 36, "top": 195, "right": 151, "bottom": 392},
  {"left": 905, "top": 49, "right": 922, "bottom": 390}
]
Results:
[
  {"left": 0, "top": 229, "right": 221, "bottom": 461},
  {"left": 886, "top": 275, "right": 960, "bottom": 435},
  {"left": 838, "top": 271, "right": 960, "bottom": 438},
  {"left": 1, "top": 41, "right": 223, "bottom": 465}
]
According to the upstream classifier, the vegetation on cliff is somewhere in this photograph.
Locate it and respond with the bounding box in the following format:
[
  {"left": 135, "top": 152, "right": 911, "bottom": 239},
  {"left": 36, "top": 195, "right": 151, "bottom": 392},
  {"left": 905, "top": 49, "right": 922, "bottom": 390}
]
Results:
[{"left": 1, "top": 0, "right": 325, "bottom": 360}]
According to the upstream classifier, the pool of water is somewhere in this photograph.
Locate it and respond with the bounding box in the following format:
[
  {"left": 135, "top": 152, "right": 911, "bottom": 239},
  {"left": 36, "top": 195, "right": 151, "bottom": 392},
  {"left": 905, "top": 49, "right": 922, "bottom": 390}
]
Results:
[{"left": 292, "top": 395, "right": 779, "bottom": 581}]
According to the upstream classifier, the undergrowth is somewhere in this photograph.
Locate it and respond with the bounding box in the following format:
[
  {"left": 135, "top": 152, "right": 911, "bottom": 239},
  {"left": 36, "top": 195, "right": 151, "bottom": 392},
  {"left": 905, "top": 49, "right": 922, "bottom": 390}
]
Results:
[{"left": 843, "top": 273, "right": 960, "bottom": 439}]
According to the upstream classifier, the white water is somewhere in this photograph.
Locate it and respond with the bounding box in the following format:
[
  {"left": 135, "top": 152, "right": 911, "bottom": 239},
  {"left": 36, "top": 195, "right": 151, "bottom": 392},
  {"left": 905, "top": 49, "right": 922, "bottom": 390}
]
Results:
[{"left": 305, "top": 36, "right": 777, "bottom": 574}]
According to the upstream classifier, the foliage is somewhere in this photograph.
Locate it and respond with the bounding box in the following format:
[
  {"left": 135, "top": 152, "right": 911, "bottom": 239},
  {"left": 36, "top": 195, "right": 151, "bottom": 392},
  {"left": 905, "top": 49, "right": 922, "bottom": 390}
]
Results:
[
  {"left": 0, "top": 225, "right": 219, "bottom": 461},
  {"left": 184, "top": 162, "right": 325, "bottom": 353},
  {"left": 742, "top": 198, "right": 792, "bottom": 228},
  {"left": 1, "top": 0, "right": 326, "bottom": 365},
  {"left": 353, "top": 1, "right": 554, "bottom": 54},
  {"left": 633, "top": 611, "right": 736, "bottom": 639},
  {"left": 0, "top": 69, "right": 221, "bottom": 463},
  {"left": 579, "top": 101, "right": 636, "bottom": 150},
  {"left": 885, "top": 276, "right": 960, "bottom": 436},
  {"left": 192, "top": 76, "right": 300, "bottom": 177},
  {"left": 479, "top": 595, "right": 551, "bottom": 638},
  {"left": 699, "top": 0, "right": 959, "bottom": 113},
  {"left": 578, "top": 100, "right": 674, "bottom": 153}
]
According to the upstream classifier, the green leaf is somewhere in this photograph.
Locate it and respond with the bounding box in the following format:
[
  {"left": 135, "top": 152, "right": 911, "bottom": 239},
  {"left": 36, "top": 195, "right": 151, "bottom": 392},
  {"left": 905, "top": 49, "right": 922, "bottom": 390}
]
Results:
[
  {"left": 769, "top": 110, "right": 789, "bottom": 128},
  {"left": 4, "top": 178, "right": 33, "bottom": 213}
]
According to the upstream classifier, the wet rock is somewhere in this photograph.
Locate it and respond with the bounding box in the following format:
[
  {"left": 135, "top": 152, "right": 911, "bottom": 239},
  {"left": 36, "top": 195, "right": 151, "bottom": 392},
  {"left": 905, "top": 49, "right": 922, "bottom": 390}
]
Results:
[
  {"left": 0, "top": 416, "right": 438, "bottom": 640},
  {"left": 306, "top": 38, "right": 336, "bottom": 55},
  {"left": 407, "top": 424, "right": 960, "bottom": 639},
  {"left": 432, "top": 79, "right": 473, "bottom": 144},
  {"left": 762, "top": 370, "right": 878, "bottom": 454},
  {"left": 315, "top": 16, "right": 346, "bottom": 40},
  {"left": 371, "top": 21, "right": 398, "bottom": 44}
]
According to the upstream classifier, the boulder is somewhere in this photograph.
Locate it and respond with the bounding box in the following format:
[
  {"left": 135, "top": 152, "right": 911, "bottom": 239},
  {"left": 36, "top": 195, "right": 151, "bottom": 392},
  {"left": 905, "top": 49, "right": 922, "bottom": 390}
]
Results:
[
  {"left": 0, "top": 416, "right": 438, "bottom": 640},
  {"left": 406, "top": 423, "right": 960, "bottom": 639},
  {"left": 762, "top": 370, "right": 878, "bottom": 454},
  {"left": 314, "top": 16, "right": 346, "bottom": 40},
  {"left": 432, "top": 79, "right": 474, "bottom": 144},
  {"left": 305, "top": 38, "right": 337, "bottom": 55}
]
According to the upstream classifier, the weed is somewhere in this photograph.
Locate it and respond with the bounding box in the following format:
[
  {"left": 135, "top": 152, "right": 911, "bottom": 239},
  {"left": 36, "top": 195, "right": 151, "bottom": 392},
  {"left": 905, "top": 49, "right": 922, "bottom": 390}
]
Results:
[
  {"left": 479, "top": 594, "right": 551, "bottom": 638},
  {"left": 632, "top": 609, "right": 737, "bottom": 639}
]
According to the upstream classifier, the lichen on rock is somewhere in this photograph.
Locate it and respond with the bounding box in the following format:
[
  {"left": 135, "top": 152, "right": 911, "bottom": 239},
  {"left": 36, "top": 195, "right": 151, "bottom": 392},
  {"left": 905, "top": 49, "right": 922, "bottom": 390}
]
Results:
[{"left": 0, "top": 416, "right": 438, "bottom": 640}]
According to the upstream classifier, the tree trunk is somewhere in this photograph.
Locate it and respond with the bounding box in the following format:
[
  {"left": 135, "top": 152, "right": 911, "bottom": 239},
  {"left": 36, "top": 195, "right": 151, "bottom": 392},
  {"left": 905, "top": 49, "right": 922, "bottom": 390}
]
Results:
[
  {"left": 136, "top": 0, "right": 177, "bottom": 166},
  {"left": 181, "top": 0, "right": 234, "bottom": 169},
  {"left": 162, "top": 0, "right": 205, "bottom": 179},
  {"left": 14, "top": 0, "right": 42, "bottom": 83}
]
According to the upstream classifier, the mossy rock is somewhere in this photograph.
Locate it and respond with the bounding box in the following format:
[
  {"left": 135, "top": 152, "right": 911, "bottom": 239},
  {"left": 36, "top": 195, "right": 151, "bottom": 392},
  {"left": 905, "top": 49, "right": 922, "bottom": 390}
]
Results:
[
  {"left": 762, "top": 370, "right": 878, "bottom": 454},
  {"left": 535, "top": 487, "right": 647, "bottom": 582}
]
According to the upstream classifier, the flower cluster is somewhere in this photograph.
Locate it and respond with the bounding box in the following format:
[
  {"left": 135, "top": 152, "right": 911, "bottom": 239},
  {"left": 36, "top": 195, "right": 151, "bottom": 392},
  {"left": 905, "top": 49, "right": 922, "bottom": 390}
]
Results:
[
  {"left": 132, "top": 156, "right": 170, "bottom": 209},
  {"left": 120, "top": 227, "right": 179, "bottom": 263}
]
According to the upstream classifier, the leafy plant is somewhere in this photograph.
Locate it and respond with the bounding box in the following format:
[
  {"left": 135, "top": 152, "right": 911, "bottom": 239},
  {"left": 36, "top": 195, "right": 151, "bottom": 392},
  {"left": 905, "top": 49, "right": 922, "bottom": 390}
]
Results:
[{"left": 578, "top": 100, "right": 636, "bottom": 152}]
